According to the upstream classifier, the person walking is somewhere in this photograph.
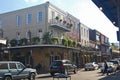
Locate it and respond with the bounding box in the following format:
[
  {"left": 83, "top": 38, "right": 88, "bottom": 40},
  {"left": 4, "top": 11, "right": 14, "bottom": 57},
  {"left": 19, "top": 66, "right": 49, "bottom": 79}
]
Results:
[{"left": 103, "top": 60, "right": 109, "bottom": 75}]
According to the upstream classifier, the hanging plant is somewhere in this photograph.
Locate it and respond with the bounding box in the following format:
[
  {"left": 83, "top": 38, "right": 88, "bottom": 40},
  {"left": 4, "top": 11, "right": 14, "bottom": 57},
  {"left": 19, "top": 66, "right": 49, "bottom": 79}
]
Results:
[
  {"left": 55, "top": 16, "right": 59, "bottom": 20},
  {"left": 60, "top": 19, "right": 62, "bottom": 22},
  {"left": 70, "top": 24, "right": 73, "bottom": 27},
  {"left": 63, "top": 21, "right": 66, "bottom": 24},
  {"left": 67, "top": 23, "right": 69, "bottom": 25}
]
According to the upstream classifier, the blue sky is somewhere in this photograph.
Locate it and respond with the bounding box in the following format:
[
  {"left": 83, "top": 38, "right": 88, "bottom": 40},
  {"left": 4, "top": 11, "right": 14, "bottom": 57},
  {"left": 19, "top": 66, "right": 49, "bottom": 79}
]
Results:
[{"left": 0, "top": 0, "right": 118, "bottom": 43}]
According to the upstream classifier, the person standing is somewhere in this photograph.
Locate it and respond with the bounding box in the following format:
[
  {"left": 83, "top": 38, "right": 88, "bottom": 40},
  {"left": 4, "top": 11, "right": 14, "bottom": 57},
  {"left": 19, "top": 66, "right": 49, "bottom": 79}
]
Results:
[{"left": 103, "top": 60, "right": 108, "bottom": 75}]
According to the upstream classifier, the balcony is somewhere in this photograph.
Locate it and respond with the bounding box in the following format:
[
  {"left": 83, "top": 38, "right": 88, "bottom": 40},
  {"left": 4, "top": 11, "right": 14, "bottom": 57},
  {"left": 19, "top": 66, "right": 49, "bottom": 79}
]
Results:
[{"left": 49, "top": 19, "right": 72, "bottom": 32}]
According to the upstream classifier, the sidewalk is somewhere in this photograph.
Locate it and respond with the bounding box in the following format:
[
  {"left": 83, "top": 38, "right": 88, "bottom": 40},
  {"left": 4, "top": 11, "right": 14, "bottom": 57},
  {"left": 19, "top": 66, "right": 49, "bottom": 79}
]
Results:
[{"left": 99, "top": 71, "right": 120, "bottom": 80}]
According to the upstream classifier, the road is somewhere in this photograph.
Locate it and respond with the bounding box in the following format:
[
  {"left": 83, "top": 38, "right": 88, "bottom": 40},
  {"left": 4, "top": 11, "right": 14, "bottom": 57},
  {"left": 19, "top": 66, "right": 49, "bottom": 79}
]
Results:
[{"left": 36, "top": 69, "right": 120, "bottom": 80}]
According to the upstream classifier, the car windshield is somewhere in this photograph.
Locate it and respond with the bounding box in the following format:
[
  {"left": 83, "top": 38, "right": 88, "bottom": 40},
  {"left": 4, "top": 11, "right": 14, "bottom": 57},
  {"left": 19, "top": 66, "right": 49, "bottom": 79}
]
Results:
[{"left": 110, "top": 61, "right": 118, "bottom": 64}]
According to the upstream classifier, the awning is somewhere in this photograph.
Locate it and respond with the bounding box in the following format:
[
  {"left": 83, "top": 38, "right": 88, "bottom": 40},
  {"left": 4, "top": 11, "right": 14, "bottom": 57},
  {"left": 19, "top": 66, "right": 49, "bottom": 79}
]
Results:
[
  {"left": 0, "top": 39, "right": 7, "bottom": 45},
  {"left": 92, "top": 0, "right": 119, "bottom": 27}
]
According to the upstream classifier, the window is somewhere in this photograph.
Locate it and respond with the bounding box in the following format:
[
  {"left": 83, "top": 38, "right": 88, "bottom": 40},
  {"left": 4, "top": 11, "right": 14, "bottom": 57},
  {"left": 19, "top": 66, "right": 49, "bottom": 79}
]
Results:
[
  {"left": 27, "top": 14, "right": 32, "bottom": 24},
  {"left": 37, "top": 29, "right": 42, "bottom": 38},
  {"left": 9, "top": 63, "right": 16, "bottom": 69},
  {"left": 26, "top": 30, "right": 31, "bottom": 39},
  {"left": 17, "top": 63, "right": 24, "bottom": 69},
  {"left": 0, "top": 63, "right": 8, "bottom": 69},
  {"left": 17, "top": 16, "right": 21, "bottom": 26},
  {"left": 51, "top": 11, "right": 55, "bottom": 19},
  {"left": 96, "top": 35, "right": 100, "bottom": 41},
  {"left": 37, "top": 11, "right": 42, "bottom": 23},
  {"left": 16, "top": 32, "right": 20, "bottom": 40}
]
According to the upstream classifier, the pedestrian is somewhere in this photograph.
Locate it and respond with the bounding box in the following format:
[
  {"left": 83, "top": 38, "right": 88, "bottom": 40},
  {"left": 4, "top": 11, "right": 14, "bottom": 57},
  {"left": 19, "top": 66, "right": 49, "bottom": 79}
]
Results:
[{"left": 103, "top": 60, "right": 108, "bottom": 75}]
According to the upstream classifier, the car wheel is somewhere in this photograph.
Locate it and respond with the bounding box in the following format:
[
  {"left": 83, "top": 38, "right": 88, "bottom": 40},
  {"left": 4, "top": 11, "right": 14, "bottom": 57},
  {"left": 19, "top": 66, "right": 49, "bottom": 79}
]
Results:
[
  {"left": 64, "top": 69, "right": 68, "bottom": 75},
  {"left": 74, "top": 68, "right": 77, "bottom": 74},
  {"left": 4, "top": 76, "right": 12, "bottom": 80},
  {"left": 28, "top": 73, "right": 36, "bottom": 80},
  {"left": 50, "top": 72, "right": 55, "bottom": 76},
  {"left": 85, "top": 68, "right": 87, "bottom": 71}
]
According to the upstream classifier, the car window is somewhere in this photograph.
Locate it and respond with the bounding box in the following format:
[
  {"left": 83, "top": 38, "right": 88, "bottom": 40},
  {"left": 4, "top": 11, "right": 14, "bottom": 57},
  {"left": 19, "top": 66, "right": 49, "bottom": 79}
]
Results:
[
  {"left": 63, "top": 60, "right": 71, "bottom": 64},
  {"left": 9, "top": 63, "right": 17, "bottom": 69},
  {"left": 0, "top": 63, "right": 8, "bottom": 69},
  {"left": 110, "top": 61, "right": 118, "bottom": 64},
  {"left": 51, "top": 61, "right": 62, "bottom": 66},
  {"left": 17, "top": 63, "right": 25, "bottom": 69}
]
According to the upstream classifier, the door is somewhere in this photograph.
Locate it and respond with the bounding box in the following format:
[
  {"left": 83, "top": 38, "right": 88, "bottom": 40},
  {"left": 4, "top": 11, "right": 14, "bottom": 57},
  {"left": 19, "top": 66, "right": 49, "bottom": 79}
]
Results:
[
  {"left": 16, "top": 62, "right": 29, "bottom": 79},
  {"left": 9, "top": 63, "right": 19, "bottom": 79}
]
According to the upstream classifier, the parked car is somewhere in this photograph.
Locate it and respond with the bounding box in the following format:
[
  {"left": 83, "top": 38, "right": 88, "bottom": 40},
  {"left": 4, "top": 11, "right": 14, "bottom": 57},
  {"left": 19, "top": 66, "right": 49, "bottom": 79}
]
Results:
[
  {"left": 49, "top": 59, "right": 77, "bottom": 76},
  {"left": 109, "top": 60, "right": 120, "bottom": 70},
  {"left": 0, "top": 61, "right": 37, "bottom": 80},
  {"left": 98, "top": 62, "right": 104, "bottom": 69},
  {"left": 100, "top": 62, "right": 117, "bottom": 73},
  {"left": 84, "top": 62, "right": 98, "bottom": 71}
]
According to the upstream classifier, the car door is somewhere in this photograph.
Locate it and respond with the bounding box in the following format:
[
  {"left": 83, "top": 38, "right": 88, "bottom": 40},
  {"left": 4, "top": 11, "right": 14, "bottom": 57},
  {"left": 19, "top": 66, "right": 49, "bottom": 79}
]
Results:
[
  {"left": 16, "top": 62, "right": 29, "bottom": 79},
  {"left": 67, "top": 60, "right": 74, "bottom": 72},
  {"left": 8, "top": 63, "right": 19, "bottom": 79}
]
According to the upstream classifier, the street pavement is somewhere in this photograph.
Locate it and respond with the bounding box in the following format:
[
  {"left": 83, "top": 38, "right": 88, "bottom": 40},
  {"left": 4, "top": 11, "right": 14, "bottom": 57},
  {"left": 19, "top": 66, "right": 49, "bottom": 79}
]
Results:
[{"left": 36, "top": 69, "right": 120, "bottom": 80}]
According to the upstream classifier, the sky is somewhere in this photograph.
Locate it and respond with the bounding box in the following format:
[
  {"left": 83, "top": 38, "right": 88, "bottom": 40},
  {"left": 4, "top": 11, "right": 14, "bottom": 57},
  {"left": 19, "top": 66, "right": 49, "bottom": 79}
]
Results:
[{"left": 0, "top": 0, "right": 118, "bottom": 43}]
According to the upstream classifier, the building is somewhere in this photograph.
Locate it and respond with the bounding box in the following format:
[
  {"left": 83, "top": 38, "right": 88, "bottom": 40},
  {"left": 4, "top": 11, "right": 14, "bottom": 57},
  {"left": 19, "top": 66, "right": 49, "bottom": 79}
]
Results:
[
  {"left": 80, "top": 23, "right": 89, "bottom": 47},
  {"left": 0, "top": 1, "right": 111, "bottom": 72},
  {"left": 89, "top": 29, "right": 110, "bottom": 62},
  {"left": 0, "top": 2, "right": 80, "bottom": 43},
  {"left": 0, "top": 2, "right": 81, "bottom": 71}
]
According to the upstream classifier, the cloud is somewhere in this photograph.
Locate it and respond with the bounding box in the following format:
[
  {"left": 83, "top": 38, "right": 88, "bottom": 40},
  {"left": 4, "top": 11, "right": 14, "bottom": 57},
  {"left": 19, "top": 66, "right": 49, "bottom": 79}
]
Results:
[{"left": 24, "top": 0, "right": 38, "bottom": 3}]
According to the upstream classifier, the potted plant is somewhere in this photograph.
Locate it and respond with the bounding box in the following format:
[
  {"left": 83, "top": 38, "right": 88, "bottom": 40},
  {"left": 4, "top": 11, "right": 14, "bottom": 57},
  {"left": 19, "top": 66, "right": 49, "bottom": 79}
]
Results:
[
  {"left": 55, "top": 16, "right": 59, "bottom": 20},
  {"left": 60, "top": 19, "right": 62, "bottom": 22},
  {"left": 67, "top": 23, "right": 69, "bottom": 25},
  {"left": 63, "top": 20, "right": 66, "bottom": 24},
  {"left": 70, "top": 23, "right": 73, "bottom": 27}
]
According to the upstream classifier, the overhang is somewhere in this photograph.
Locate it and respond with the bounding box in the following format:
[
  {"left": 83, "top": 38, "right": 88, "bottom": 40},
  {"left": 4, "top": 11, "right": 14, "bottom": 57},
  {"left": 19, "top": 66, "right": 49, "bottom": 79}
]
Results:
[{"left": 92, "top": 0, "right": 119, "bottom": 27}]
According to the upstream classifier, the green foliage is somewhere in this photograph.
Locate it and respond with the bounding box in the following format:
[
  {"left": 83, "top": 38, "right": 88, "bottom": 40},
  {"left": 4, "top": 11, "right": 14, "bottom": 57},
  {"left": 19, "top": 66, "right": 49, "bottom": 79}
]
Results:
[
  {"left": 42, "top": 32, "right": 52, "bottom": 44},
  {"left": 32, "top": 37, "right": 40, "bottom": 44},
  {"left": 55, "top": 16, "right": 59, "bottom": 20},
  {"left": 73, "top": 41, "right": 76, "bottom": 47},
  {"left": 51, "top": 37, "right": 58, "bottom": 44},
  {"left": 62, "top": 38, "right": 68, "bottom": 46},
  {"left": 20, "top": 38, "right": 28, "bottom": 45},
  {"left": 68, "top": 39, "right": 72, "bottom": 47},
  {"left": 10, "top": 39, "right": 17, "bottom": 46}
]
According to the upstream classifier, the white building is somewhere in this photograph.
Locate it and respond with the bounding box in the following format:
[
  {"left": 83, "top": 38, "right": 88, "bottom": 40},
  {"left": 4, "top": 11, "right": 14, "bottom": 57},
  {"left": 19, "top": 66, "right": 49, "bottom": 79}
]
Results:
[{"left": 0, "top": 2, "right": 80, "bottom": 43}]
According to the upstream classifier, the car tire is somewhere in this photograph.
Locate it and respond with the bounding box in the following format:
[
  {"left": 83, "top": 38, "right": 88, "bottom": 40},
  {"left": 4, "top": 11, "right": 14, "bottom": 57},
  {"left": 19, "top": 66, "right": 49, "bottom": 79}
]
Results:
[
  {"left": 28, "top": 73, "right": 36, "bottom": 80},
  {"left": 4, "top": 76, "right": 12, "bottom": 80},
  {"left": 74, "top": 69, "right": 77, "bottom": 74},
  {"left": 64, "top": 69, "right": 68, "bottom": 75},
  {"left": 50, "top": 72, "right": 55, "bottom": 76},
  {"left": 85, "top": 68, "right": 87, "bottom": 71}
]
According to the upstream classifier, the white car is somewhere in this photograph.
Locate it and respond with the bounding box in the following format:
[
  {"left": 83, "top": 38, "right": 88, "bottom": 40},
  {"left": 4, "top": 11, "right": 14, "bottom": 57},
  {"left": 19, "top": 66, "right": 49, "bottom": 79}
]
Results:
[
  {"left": 84, "top": 62, "right": 98, "bottom": 71},
  {"left": 100, "top": 62, "right": 117, "bottom": 73}
]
